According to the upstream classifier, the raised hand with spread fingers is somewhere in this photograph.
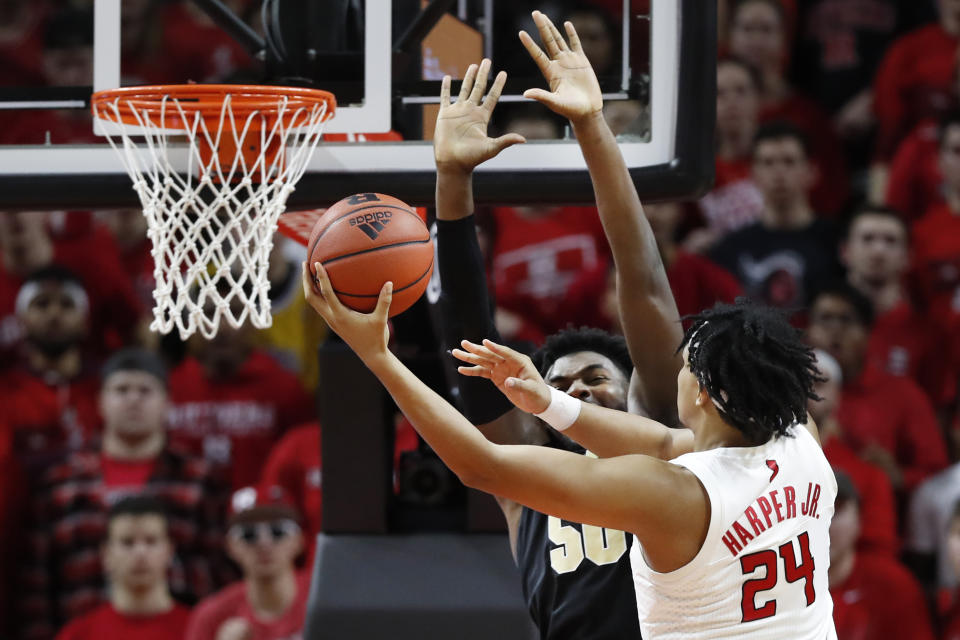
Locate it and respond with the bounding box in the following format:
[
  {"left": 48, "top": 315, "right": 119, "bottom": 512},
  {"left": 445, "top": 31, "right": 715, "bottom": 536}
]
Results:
[
  {"left": 519, "top": 11, "right": 603, "bottom": 124},
  {"left": 434, "top": 58, "right": 526, "bottom": 174}
]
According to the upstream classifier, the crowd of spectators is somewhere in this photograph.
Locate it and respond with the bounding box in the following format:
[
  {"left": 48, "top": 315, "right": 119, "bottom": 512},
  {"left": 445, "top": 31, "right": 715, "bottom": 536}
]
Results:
[{"left": 2, "top": 0, "right": 960, "bottom": 639}]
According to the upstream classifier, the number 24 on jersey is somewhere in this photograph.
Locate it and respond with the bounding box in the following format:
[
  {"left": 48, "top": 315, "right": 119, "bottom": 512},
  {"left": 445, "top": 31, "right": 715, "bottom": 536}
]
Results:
[{"left": 740, "top": 532, "right": 816, "bottom": 622}]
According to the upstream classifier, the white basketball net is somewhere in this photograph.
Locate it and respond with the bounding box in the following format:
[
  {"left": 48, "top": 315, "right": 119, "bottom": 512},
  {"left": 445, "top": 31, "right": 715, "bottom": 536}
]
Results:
[{"left": 94, "top": 92, "right": 330, "bottom": 339}]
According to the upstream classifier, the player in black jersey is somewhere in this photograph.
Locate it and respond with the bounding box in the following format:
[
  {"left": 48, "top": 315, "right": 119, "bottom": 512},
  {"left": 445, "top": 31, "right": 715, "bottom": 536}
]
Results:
[
  {"left": 514, "top": 334, "right": 641, "bottom": 639},
  {"left": 422, "top": 11, "right": 683, "bottom": 638},
  {"left": 497, "top": 329, "right": 641, "bottom": 639}
]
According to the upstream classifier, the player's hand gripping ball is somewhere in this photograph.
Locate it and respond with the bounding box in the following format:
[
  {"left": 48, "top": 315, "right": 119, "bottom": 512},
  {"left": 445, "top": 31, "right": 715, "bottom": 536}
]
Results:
[{"left": 307, "top": 193, "right": 434, "bottom": 316}]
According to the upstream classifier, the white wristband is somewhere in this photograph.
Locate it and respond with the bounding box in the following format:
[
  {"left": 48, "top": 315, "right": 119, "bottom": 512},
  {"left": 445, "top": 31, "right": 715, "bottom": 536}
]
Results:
[{"left": 534, "top": 386, "right": 582, "bottom": 431}]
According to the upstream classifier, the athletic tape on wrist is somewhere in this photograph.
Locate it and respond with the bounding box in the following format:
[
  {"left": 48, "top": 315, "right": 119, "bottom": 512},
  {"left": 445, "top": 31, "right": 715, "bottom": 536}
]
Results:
[{"left": 534, "top": 386, "right": 582, "bottom": 431}]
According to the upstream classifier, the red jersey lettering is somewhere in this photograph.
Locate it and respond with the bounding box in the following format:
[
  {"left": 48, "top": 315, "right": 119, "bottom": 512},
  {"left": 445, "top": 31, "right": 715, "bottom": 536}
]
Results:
[
  {"left": 784, "top": 485, "right": 797, "bottom": 519},
  {"left": 745, "top": 506, "right": 767, "bottom": 536},
  {"left": 757, "top": 495, "right": 774, "bottom": 529}
]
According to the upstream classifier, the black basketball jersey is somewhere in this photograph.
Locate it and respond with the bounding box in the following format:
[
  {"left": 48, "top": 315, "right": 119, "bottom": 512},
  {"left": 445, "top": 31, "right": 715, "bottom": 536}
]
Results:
[{"left": 515, "top": 439, "right": 642, "bottom": 639}]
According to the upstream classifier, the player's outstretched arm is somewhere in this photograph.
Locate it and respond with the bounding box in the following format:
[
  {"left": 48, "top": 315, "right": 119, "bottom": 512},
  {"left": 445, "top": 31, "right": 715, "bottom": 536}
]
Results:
[
  {"left": 301, "top": 262, "right": 705, "bottom": 557},
  {"left": 520, "top": 11, "right": 683, "bottom": 424},
  {"left": 431, "top": 58, "right": 533, "bottom": 446},
  {"left": 429, "top": 62, "right": 536, "bottom": 558},
  {"left": 434, "top": 59, "right": 525, "bottom": 222},
  {"left": 454, "top": 338, "right": 694, "bottom": 460}
]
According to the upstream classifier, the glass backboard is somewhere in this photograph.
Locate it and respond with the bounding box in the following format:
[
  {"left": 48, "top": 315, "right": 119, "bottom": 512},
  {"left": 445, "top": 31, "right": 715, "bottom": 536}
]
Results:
[{"left": 0, "top": 0, "right": 715, "bottom": 210}]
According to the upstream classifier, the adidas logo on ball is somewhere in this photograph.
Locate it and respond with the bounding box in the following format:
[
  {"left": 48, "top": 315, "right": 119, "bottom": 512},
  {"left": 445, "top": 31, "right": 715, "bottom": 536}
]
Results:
[
  {"left": 349, "top": 210, "right": 393, "bottom": 240},
  {"left": 309, "top": 193, "right": 433, "bottom": 317}
]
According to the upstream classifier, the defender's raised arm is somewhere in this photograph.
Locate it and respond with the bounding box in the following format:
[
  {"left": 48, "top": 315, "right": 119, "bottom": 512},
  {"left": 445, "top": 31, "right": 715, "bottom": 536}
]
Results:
[{"left": 520, "top": 11, "right": 684, "bottom": 424}]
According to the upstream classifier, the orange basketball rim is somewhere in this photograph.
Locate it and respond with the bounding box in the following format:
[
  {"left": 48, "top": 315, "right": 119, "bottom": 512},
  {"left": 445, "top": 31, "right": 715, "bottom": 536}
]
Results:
[
  {"left": 91, "top": 84, "right": 336, "bottom": 182},
  {"left": 89, "top": 83, "right": 337, "bottom": 339}
]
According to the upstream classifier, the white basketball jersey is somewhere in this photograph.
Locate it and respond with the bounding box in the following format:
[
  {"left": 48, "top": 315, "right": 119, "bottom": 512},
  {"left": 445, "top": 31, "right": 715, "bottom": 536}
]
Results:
[{"left": 631, "top": 424, "right": 838, "bottom": 639}]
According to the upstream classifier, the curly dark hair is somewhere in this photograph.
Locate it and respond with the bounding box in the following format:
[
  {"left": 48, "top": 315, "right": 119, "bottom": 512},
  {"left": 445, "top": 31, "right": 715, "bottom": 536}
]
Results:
[
  {"left": 533, "top": 327, "right": 633, "bottom": 379},
  {"left": 678, "top": 299, "right": 822, "bottom": 444}
]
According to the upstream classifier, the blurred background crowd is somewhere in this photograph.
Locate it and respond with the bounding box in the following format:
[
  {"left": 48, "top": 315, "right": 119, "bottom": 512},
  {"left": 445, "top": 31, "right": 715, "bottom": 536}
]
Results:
[{"left": 2, "top": 0, "right": 960, "bottom": 639}]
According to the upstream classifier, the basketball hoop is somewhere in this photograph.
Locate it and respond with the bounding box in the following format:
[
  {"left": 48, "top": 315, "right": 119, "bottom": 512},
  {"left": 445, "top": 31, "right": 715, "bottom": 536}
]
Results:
[{"left": 91, "top": 84, "right": 336, "bottom": 339}]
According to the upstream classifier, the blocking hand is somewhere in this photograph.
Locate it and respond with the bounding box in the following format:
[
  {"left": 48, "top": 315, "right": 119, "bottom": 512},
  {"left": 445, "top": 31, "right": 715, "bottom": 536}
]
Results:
[
  {"left": 520, "top": 11, "right": 603, "bottom": 123},
  {"left": 453, "top": 339, "right": 552, "bottom": 415},
  {"left": 434, "top": 58, "right": 526, "bottom": 173}
]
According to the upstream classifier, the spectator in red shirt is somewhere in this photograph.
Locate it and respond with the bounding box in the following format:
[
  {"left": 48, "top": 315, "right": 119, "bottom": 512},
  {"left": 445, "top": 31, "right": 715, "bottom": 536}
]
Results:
[
  {"left": 710, "top": 122, "right": 842, "bottom": 312},
  {"left": 728, "top": 0, "right": 849, "bottom": 214},
  {"left": 884, "top": 111, "right": 957, "bottom": 223},
  {"left": 167, "top": 307, "right": 315, "bottom": 490},
  {"left": 186, "top": 485, "right": 311, "bottom": 640},
  {"left": 872, "top": 0, "right": 960, "bottom": 183},
  {"left": 259, "top": 423, "right": 322, "bottom": 564},
  {"left": 842, "top": 206, "right": 954, "bottom": 408},
  {"left": 809, "top": 349, "right": 897, "bottom": 557},
  {"left": 1, "top": 266, "right": 101, "bottom": 471},
  {"left": 910, "top": 133, "right": 960, "bottom": 323},
  {"left": 909, "top": 139, "right": 960, "bottom": 411},
  {"left": 55, "top": 495, "right": 191, "bottom": 640},
  {"left": 694, "top": 57, "right": 765, "bottom": 250},
  {"left": 0, "top": 211, "right": 145, "bottom": 359},
  {"left": 828, "top": 470, "right": 936, "bottom": 640},
  {"left": 258, "top": 419, "right": 421, "bottom": 568},
  {"left": 0, "top": 212, "right": 61, "bottom": 360},
  {"left": 17, "top": 349, "right": 229, "bottom": 640},
  {"left": 806, "top": 282, "right": 948, "bottom": 493}
]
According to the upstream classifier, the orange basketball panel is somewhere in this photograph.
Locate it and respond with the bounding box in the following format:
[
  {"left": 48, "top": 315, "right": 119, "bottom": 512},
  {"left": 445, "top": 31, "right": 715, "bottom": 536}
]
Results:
[{"left": 324, "top": 242, "right": 434, "bottom": 316}]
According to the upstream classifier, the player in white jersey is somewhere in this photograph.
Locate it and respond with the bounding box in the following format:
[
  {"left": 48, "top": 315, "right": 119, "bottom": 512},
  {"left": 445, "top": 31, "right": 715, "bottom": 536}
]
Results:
[
  {"left": 300, "top": 16, "right": 836, "bottom": 637},
  {"left": 631, "top": 412, "right": 836, "bottom": 638}
]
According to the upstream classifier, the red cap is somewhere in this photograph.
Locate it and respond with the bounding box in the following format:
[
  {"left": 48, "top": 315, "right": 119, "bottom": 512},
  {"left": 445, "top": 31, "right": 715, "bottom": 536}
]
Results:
[{"left": 228, "top": 485, "right": 300, "bottom": 525}]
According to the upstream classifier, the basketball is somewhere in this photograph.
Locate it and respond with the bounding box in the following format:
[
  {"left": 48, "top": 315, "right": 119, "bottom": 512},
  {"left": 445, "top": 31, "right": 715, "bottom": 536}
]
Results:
[{"left": 307, "top": 192, "right": 434, "bottom": 316}]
